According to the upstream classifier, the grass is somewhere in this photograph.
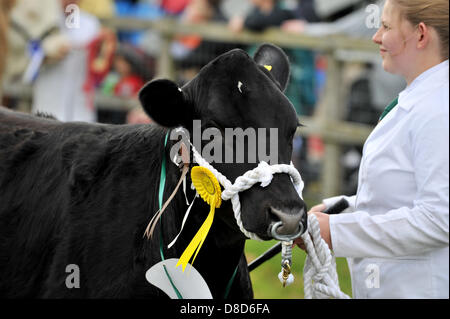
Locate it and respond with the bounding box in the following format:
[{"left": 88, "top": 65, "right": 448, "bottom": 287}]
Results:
[
  {"left": 243, "top": 193, "right": 353, "bottom": 299},
  {"left": 244, "top": 240, "right": 352, "bottom": 299}
]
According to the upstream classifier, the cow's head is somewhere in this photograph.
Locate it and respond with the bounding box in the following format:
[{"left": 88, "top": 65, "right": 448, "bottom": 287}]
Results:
[{"left": 139, "top": 44, "right": 306, "bottom": 241}]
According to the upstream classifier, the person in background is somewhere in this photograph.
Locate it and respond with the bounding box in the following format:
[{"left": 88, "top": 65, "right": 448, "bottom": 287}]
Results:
[
  {"left": 113, "top": 45, "right": 147, "bottom": 98},
  {"left": 31, "top": 0, "right": 101, "bottom": 122},
  {"left": 0, "top": 0, "right": 16, "bottom": 101},
  {"left": 282, "top": 0, "right": 381, "bottom": 37},
  {"left": 160, "top": 0, "right": 191, "bottom": 16},
  {"left": 281, "top": 0, "right": 320, "bottom": 32},
  {"left": 171, "top": 0, "right": 237, "bottom": 85},
  {"left": 227, "top": 0, "right": 319, "bottom": 117},
  {"left": 292, "top": 0, "right": 320, "bottom": 22},
  {"left": 113, "top": 45, "right": 153, "bottom": 124},
  {"left": 228, "top": 0, "right": 294, "bottom": 33},
  {"left": 296, "top": 0, "right": 449, "bottom": 298},
  {"left": 171, "top": 0, "right": 222, "bottom": 63},
  {"left": 4, "top": 0, "right": 69, "bottom": 89}
]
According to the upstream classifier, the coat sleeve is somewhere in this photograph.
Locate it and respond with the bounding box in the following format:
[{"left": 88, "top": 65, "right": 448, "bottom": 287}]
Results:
[{"left": 329, "top": 97, "right": 449, "bottom": 258}]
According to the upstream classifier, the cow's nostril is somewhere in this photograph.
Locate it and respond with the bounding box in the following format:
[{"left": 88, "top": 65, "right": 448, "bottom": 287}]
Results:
[
  {"left": 268, "top": 206, "right": 305, "bottom": 237},
  {"left": 268, "top": 207, "right": 281, "bottom": 223}
]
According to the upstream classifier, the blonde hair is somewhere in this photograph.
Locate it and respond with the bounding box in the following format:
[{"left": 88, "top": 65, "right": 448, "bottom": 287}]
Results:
[{"left": 390, "top": 0, "right": 449, "bottom": 60}]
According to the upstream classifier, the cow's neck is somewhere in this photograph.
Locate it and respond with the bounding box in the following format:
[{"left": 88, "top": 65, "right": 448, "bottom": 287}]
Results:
[{"left": 158, "top": 131, "right": 247, "bottom": 298}]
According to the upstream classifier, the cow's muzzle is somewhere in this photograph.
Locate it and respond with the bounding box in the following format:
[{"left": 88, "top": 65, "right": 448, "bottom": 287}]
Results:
[{"left": 268, "top": 207, "right": 307, "bottom": 241}]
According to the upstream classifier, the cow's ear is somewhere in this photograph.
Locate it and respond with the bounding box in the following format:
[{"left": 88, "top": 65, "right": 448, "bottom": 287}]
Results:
[
  {"left": 253, "top": 43, "right": 290, "bottom": 92},
  {"left": 139, "top": 79, "right": 193, "bottom": 128}
]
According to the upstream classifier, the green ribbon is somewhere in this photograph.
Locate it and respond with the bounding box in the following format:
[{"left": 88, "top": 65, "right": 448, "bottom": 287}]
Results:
[
  {"left": 223, "top": 264, "right": 239, "bottom": 299},
  {"left": 156, "top": 131, "right": 238, "bottom": 299},
  {"left": 378, "top": 97, "right": 398, "bottom": 122},
  {"left": 158, "top": 132, "right": 183, "bottom": 299}
]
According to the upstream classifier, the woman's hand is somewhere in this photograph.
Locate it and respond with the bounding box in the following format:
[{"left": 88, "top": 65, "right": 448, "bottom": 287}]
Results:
[
  {"left": 309, "top": 203, "right": 327, "bottom": 213},
  {"left": 294, "top": 203, "right": 333, "bottom": 250}
]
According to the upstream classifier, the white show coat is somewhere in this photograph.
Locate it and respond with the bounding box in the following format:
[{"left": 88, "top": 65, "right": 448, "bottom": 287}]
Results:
[
  {"left": 327, "top": 60, "right": 449, "bottom": 298},
  {"left": 32, "top": 12, "right": 100, "bottom": 122}
]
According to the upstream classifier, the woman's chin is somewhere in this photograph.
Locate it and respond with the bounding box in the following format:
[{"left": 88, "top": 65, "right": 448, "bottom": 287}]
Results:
[{"left": 382, "top": 58, "right": 395, "bottom": 74}]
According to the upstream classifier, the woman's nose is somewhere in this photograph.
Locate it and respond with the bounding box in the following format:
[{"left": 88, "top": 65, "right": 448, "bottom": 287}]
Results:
[{"left": 372, "top": 27, "right": 382, "bottom": 45}]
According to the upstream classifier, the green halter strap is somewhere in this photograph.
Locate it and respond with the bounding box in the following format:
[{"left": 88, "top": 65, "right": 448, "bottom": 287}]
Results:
[
  {"left": 158, "top": 132, "right": 183, "bottom": 299},
  {"left": 157, "top": 131, "right": 238, "bottom": 299}
]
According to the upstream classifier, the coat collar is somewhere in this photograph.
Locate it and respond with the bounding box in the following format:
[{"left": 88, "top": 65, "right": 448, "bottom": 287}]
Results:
[{"left": 398, "top": 60, "right": 449, "bottom": 112}]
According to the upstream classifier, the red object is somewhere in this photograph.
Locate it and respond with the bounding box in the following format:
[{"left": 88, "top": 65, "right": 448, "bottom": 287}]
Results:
[
  {"left": 176, "top": 34, "right": 202, "bottom": 50},
  {"left": 85, "top": 30, "right": 117, "bottom": 86},
  {"left": 83, "top": 29, "right": 117, "bottom": 109},
  {"left": 161, "top": 0, "right": 191, "bottom": 14},
  {"left": 114, "top": 75, "right": 144, "bottom": 98},
  {"left": 308, "top": 135, "right": 325, "bottom": 159},
  {"left": 315, "top": 54, "right": 327, "bottom": 69}
]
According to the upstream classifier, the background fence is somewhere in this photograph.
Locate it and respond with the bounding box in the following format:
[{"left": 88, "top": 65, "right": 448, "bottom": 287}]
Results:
[{"left": 3, "top": 17, "right": 379, "bottom": 199}]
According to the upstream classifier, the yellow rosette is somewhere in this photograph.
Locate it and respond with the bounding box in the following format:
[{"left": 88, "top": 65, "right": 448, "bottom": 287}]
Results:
[{"left": 176, "top": 166, "right": 222, "bottom": 272}]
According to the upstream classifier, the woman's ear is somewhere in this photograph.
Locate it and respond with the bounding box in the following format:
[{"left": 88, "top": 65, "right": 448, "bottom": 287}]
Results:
[
  {"left": 138, "top": 79, "right": 194, "bottom": 128},
  {"left": 416, "top": 22, "right": 430, "bottom": 50}
]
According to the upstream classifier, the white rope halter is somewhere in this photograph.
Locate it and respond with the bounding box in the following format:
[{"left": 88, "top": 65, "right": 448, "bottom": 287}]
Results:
[
  {"left": 187, "top": 142, "right": 349, "bottom": 299},
  {"left": 190, "top": 145, "right": 304, "bottom": 241}
]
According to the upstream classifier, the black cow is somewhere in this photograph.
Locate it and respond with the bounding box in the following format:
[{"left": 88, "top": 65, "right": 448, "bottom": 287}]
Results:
[{"left": 0, "top": 44, "right": 306, "bottom": 298}]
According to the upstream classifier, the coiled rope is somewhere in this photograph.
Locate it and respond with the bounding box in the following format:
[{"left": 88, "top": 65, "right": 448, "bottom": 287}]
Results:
[{"left": 301, "top": 214, "right": 350, "bottom": 299}]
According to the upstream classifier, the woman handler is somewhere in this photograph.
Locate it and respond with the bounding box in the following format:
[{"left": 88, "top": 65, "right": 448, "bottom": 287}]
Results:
[{"left": 298, "top": 0, "right": 449, "bottom": 298}]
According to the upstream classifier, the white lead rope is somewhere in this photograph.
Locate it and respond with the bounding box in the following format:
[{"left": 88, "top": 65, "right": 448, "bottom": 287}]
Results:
[
  {"left": 301, "top": 214, "right": 351, "bottom": 299},
  {"left": 178, "top": 142, "right": 348, "bottom": 299}
]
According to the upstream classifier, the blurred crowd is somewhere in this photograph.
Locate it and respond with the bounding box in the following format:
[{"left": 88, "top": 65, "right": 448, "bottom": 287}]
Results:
[{"left": 0, "top": 0, "right": 406, "bottom": 193}]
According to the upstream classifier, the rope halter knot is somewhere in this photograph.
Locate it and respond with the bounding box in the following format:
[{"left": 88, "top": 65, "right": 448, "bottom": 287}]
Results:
[
  {"left": 190, "top": 148, "right": 350, "bottom": 298},
  {"left": 191, "top": 146, "right": 305, "bottom": 241}
]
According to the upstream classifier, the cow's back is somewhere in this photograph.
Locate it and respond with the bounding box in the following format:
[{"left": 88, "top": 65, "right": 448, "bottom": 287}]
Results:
[
  {"left": 0, "top": 107, "right": 166, "bottom": 298},
  {"left": 0, "top": 108, "right": 66, "bottom": 297}
]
